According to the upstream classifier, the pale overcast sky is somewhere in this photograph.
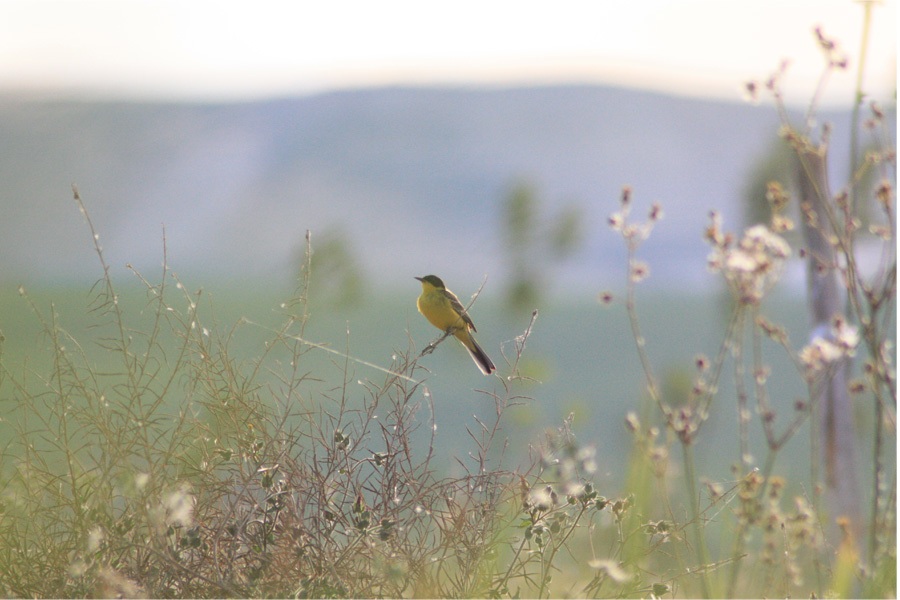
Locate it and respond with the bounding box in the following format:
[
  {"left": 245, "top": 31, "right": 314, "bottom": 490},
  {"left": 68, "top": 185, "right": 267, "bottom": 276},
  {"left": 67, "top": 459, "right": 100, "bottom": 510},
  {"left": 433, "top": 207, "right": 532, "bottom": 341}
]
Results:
[{"left": 0, "top": 0, "right": 895, "bottom": 104}]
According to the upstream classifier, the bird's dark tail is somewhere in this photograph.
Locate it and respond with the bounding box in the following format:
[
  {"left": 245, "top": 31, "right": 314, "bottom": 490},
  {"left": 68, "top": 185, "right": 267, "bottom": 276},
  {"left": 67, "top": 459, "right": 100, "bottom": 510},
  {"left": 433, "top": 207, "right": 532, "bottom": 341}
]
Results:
[{"left": 466, "top": 336, "right": 496, "bottom": 375}]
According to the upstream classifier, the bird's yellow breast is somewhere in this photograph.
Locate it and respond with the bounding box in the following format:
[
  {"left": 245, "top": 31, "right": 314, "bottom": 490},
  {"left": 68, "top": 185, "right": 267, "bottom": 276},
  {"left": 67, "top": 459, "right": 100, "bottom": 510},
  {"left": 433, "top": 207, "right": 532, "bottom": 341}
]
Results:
[{"left": 417, "top": 288, "right": 467, "bottom": 332}]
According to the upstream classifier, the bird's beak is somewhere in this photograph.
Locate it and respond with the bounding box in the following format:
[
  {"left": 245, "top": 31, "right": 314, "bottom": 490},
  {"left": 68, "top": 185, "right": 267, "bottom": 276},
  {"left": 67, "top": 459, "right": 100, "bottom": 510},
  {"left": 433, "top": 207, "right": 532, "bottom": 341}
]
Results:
[{"left": 414, "top": 276, "right": 423, "bottom": 282}]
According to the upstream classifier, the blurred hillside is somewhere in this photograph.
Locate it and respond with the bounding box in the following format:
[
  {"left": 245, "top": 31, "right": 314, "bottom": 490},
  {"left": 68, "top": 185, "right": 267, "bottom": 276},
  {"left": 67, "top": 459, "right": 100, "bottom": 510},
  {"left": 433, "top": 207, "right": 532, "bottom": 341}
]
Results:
[{"left": 0, "top": 84, "right": 852, "bottom": 292}]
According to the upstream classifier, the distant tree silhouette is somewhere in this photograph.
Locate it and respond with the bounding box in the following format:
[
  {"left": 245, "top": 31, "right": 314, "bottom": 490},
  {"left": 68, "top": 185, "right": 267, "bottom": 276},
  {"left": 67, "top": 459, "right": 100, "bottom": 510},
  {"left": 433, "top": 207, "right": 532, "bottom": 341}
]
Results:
[
  {"left": 300, "top": 228, "right": 366, "bottom": 308},
  {"left": 501, "top": 180, "right": 582, "bottom": 314}
]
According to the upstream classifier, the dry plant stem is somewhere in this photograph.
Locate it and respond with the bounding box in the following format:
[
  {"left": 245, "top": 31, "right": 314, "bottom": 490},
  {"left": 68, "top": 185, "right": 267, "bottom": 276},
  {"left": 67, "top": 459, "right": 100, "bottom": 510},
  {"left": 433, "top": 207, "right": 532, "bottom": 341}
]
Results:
[
  {"left": 76, "top": 186, "right": 153, "bottom": 461},
  {"left": 622, "top": 243, "right": 713, "bottom": 598},
  {"left": 698, "top": 307, "right": 742, "bottom": 425},
  {"left": 624, "top": 246, "right": 661, "bottom": 411},
  {"left": 797, "top": 148, "right": 861, "bottom": 533},
  {"left": 296, "top": 230, "right": 313, "bottom": 323},
  {"left": 680, "top": 443, "right": 712, "bottom": 598},
  {"left": 848, "top": 0, "right": 873, "bottom": 205},
  {"left": 808, "top": 373, "right": 827, "bottom": 597},
  {"left": 725, "top": 300, "right": 816, "bottom": 590},
  {"left": 78, "top": 186, "right": 200, "bottom": 479},
  {"left": 750, "top": 311, "right": 810, "bottom": 453},
  {"left": 470, "top": 315, "right": 541, "bottom": 595},
  {"left": 732, "top": 309, "right": 751, "bottom": 468},
  {"left": 849, "top": 3, "right": 896, "bottom": 567},
  {"left": 537, "top": 504, "right": 589, "bottom": 598},
  {"left": 497, "top": 529, "right": 530, "bottom": 593}
]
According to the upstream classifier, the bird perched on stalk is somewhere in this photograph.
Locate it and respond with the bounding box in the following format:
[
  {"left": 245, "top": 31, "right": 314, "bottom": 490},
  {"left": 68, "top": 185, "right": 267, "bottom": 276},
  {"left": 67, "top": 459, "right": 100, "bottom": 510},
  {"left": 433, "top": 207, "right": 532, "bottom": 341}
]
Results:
[{"left": 414, "top": 275, "right": 496, "bottom": 375}]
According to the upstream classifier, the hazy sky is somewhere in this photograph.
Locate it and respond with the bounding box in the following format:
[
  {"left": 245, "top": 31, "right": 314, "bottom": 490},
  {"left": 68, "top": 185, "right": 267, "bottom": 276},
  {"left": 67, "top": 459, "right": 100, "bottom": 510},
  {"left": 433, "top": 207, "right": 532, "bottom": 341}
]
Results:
[{"left": 1, "top": 0, "right": 896, "bottom": 104}]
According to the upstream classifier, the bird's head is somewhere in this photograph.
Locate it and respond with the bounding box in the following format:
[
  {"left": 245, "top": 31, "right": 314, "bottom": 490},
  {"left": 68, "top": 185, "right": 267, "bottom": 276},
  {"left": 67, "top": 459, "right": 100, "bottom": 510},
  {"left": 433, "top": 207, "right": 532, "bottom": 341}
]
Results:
[{"left": 415, "top": 275, "right": 445, "bottom": 289}]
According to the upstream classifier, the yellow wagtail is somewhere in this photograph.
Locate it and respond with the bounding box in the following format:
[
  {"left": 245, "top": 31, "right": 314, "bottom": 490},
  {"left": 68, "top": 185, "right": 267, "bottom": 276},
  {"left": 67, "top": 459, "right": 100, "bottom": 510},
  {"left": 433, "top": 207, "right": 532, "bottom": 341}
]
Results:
[{"left": 415, "top": 275, "right": 496, "bottom": 375}]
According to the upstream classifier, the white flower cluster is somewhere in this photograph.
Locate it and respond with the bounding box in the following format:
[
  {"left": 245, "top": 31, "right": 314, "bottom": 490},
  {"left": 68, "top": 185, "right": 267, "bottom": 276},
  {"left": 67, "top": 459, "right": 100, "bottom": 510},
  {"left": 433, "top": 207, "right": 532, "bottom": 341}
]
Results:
[
  {"left": 799, "top": 316, "right": 859, "bottom": 374},
  {"left": 707, "top": 221, "right": 791, "bottom": 304}
]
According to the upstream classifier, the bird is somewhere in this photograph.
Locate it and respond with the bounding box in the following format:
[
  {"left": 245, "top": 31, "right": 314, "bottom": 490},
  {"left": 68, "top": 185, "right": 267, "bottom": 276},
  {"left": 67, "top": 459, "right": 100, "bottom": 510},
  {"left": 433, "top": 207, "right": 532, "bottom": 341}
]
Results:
[{"left": 415, "top": 275, "right": 496, "bottom": 375}]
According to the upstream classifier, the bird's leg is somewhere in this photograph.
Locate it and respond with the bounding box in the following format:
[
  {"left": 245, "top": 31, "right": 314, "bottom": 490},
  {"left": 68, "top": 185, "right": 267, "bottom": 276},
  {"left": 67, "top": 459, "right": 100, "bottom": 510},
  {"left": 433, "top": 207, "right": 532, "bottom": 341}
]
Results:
[{"left": 420, "top": 328, "right": 454, "bottom": 357}]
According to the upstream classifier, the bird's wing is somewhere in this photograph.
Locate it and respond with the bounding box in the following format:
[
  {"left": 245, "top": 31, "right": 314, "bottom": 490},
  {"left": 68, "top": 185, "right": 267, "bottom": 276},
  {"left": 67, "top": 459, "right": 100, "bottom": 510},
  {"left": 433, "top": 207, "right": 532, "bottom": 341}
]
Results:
[{"left": 442, "top": 288, "right": 477, "bottom": 331}]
